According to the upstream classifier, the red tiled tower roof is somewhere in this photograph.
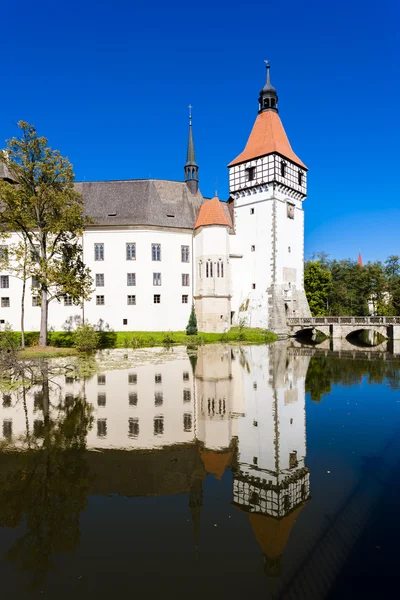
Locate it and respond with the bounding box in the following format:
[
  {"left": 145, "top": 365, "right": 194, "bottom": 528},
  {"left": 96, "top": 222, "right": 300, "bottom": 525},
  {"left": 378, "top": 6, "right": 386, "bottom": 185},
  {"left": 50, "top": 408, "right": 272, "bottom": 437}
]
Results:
[
  {"left": 228, "top": 110, "right": 307, "bottom": 169},
  {"left": 194, "top": 196, "right": 231, "bottom": 229},
  {"left": 358, "top": 252, "right": 363, "bottom": 267}
]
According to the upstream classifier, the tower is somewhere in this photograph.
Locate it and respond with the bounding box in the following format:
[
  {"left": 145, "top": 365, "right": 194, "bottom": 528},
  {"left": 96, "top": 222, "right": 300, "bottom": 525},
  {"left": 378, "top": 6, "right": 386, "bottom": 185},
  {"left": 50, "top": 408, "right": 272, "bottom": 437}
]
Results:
[
  {"left": 232, "top": 345, "right": 311, "bottom": 583},
  {"left": 194, "top": 196, "right": 232, "bottom": 333},
  {"left": 184, "top": 106, "right": 199, "bottom": 194},
  {"left": 228, "top": 63, "right": 311, "bottom": 334}
]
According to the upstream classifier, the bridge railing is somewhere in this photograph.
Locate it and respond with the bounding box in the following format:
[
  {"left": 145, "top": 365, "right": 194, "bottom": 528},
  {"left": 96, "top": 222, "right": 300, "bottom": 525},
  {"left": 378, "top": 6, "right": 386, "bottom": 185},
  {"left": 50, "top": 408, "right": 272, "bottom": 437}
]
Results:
[{"left": 287, "top": 316, "right": 400, "bottom": 326}]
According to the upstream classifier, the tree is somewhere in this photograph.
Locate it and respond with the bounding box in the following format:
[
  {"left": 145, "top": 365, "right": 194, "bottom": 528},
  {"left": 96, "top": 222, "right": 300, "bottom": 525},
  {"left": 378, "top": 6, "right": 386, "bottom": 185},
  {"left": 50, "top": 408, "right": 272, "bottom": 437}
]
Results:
[
  {"left": 186, "top": 304, "right": 198, "bottom": 335},
  {"left": 0, "top": 233, "right": 37, "bottom": 348},
  {"left": 304, "top": 261, "right": 332, "bottom": 316},
  {"left": 385, "top": 255, "right": 400, "bottom": 315},
  {"left": 0, "top": 121, "right": 93, "bottom": 346}
]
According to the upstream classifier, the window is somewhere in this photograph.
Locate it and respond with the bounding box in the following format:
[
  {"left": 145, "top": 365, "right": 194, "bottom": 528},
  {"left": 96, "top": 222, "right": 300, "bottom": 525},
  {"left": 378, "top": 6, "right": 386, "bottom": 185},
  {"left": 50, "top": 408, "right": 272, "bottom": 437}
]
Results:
[
  {"left": 152, "top": 243, "right": 161, "bottom": 261},
  {"left": 246, "top": 166, "right": 255, "bottom": 181},
  {"left": 0, "top": 246, "right": 8, "bottom": 260},
  {"left": 32, "top": 296, "right": 40, "bottom": 307},
  {"left": 129, "top": 373, "right": 137, "bottom": 384},
  {"left": 183, "top": 372, "right": 189, "bottom": 382},
  {"left": 281, "top": 161, "right": 286, "bottom": 177},
  {"left": 298, "top": 170, "right": 303, "bottom": 186},
  {"left": 250, "top": 208, "right": 255, "bottom": 215},
  {"left": 97, "top": 393, "right": 106, "bottom": 407},
  {"left": 154, "top": 416, "right": 164, "bottom": 436},
  {"left": 0, "top": 276, "right": 9, "bottom": 289},
  {"left": 251, "top": 245, "right": 255, "bottom": 252},
  {"left": 288, "top": 246, "right": 291, "bottom": 253},
  {"left": 181, "top": 245, "right": 190, "bottom": 262},
  {"left": 2, "top": 395, "right": 11, "bottom": 408},
  {"left": 182, "top": 274, "right": 189, "bottom": 286},
  {"left": 96, "top": 273, "right": 104, "bottom": 287},
  {"left": 154, "top": 392, "right": 163, "bottom": 406},
  {"left": 33, "top": 420, "right": 44, "bottom": 438},
  {"left": 94, "top": 243, "right": 104, "bottom": 261},
  {"left": 1, "top": 297, "right": 10, "bottom": 308},
  {"left": 128, "top": 417, "right": 139, "bottom": 438},
  {"left": 253, "top": 420, "right": 258, "bottom": 427},
  {"left": 97, "top": 419, "right": 107, "bottom": 437},
  {"left": 96, "top": 295, "right": 105, "bottom": 305},
  {"left": 154, "top": 294, "right": 161, "bottom": 304},
  {"left": 206, "top": 260, "right": 213, "bottom": 278},
  {"left": 289, "top": 451, "right": 298, "bottom": 469},
  {"left": 3, "top": 420, "right": 12, "bottom": 440},
  {"left": 253, "top": 456, "right": 258, "bottom": 465},
  {"left": 153, "top": 273, "right": 161, "bottom": 286},
  {"left": 98, "top": 374, "right": 106, "bottom": 385},
  {"left": 253, "top": 382, "right": 257, "bottom": 389},
  {"left": 252, "top": 283, "right": 256, "bottom": 290},
  {"left": 31, "top": 276, "right": 39, "bottom": 288},
  {"left": 127, "top": 273, "right": 136, "bottom": 286},
  {"left": 198, "top": 261, "right": 202, "bottom": 279},
  {"left": 183, "top": 413, "right": 192, "bottom": 432},
  {"left": 127, "top": 295, "right": 136, "bottom": 305},
  {"left": 129, "top": 392, "right": 138, "bottom": 406},
  {"left": 64, "top": 295, "right": 73, "bottom": 306},
  {"left": 31, "top": 245, "right": 40, "bottom": 262},
  {"left": 183, "top": 389, "right": 191, "bottom": 403},
  {"left": 65, "top": 376, "right": 74, "bottom": 384},
  {"left": 182, "top": 295, "right": 188, "bottom": 304},
  {"left": 155, "top": 374, "right": 162, "bottom": 384},
  {"left": 123, "top": 318, "right": 128, "bottom": 325},
  {"left": 126, "top": 243, "right": 136, "bottom": 260},
  {"left": 287, "top": 203, "right": 295, "bottom": 219}
]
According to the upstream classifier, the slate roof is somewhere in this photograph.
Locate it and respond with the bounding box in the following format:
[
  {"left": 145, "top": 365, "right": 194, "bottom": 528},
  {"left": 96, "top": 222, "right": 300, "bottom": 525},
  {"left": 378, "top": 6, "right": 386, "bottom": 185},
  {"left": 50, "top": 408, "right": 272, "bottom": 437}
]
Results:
[{"left": 76, "top": 179, "right": 206, "bottom": 229}]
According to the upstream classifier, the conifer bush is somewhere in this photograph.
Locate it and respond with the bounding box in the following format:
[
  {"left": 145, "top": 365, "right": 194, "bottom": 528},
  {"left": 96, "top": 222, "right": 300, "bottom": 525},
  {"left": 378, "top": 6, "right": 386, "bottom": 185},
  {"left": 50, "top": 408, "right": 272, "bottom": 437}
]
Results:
[
  {"left": 74, "top": 323, "right": 100, "bottom": 353},
  {"left": 186, "top": 305, "right": 198, "bottom": 336}
]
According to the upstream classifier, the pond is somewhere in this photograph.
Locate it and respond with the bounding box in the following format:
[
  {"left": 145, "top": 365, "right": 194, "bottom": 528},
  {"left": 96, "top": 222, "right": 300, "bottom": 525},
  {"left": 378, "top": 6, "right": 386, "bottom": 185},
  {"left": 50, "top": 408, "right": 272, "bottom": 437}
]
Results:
[{"left": 0, "top": 343, "right": 399, "bottom": 599}]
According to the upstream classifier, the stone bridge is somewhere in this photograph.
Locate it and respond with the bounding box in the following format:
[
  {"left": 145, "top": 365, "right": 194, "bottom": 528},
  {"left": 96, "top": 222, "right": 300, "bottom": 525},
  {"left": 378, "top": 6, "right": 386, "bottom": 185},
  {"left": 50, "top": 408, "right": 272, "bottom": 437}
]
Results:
[{"left": 287, "top": 316, "right": 400, "bottom": 342}]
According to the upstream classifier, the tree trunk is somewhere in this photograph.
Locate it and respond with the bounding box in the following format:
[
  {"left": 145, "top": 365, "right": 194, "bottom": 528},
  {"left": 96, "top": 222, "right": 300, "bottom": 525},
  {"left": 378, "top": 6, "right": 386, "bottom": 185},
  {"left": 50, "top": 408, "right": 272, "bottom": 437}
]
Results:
[
  {"left": 39, "top": 291, "right": 48, "bottom": 346},
  {"left": 21, "top": 277, "right": 26, "bottom": 349}
]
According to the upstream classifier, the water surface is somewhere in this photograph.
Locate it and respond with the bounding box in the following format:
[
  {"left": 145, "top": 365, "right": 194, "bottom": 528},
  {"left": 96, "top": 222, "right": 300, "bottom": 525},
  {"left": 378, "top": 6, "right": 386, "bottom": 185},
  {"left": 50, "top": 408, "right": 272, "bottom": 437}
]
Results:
[{"left": 0, "top": 343, "right": 399, "bottom": 599}]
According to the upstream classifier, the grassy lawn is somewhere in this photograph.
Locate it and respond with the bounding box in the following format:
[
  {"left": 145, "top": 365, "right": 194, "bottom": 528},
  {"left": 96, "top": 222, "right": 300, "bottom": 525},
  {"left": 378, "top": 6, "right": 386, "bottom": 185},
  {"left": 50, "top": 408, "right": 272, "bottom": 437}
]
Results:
[{"left": 12, "top": 327, "right": 277, "bottom": 358}]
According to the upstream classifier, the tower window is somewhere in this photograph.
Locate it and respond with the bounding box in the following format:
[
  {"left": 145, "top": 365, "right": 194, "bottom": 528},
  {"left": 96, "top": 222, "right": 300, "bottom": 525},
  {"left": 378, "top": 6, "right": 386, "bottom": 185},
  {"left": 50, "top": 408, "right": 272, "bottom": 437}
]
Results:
[
  {"left": 127, "top": 273, "right": 136, "bottom": 286},
  {"left": 182, "top": 273, "right": 190, "bottom": 286},
  {"left": 251, "top": 245, "right": 255, "bottom": 252},
  {"left": 154, "top": 294, "right": 161, "bottom": 304},
  {"left": 250, "top": 208, "right": 255, "bottom": 215},
  {"left": 153, "top": 273, "right": 161, "bottom": 286},
  {"left": 246, "top": 167, "right": 255, "bottom": 182},
  {"left": 252, "top": 283, "right": 256, "bottom": 290},
  {"left": 206, "top": 260, "right": 213, "bottom": 278},
  {"left": 263, "top": 98, "right": 270, "bottom": 108},
  {"left": 287, "top": 203, "right": 295, "bottom": 219},
  {"left": 127, "top": 295, "right": 136, "bottom": 305},
  {"left": 281, "top": 161, "right": 286, "bottom": 177},
  {"left": 298, "top": 171, "right": 303, "bottom": 185}
]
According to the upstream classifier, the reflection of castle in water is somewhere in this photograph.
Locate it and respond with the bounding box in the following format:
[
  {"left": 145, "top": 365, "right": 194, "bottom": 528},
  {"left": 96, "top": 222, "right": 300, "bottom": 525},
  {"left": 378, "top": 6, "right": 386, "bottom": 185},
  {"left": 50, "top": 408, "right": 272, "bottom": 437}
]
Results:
[{"left": 0, "top": 344, "right": 311, "bottom": 573}]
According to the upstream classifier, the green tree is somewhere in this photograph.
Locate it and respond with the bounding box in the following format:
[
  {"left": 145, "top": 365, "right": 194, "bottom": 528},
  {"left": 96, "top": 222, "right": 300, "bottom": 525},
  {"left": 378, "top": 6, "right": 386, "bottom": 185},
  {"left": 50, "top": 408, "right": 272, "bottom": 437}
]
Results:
[
  {"left": 304, "top": 261, "right": 332, "bottom": 316},
  {"left": 0, "top": 122, "right": 93, "bottom": 346},
  {"left": 186, "top": 304, "right": 198, "bottom": 335},
  {"left": 385, "top": 255, "right": 400, "bottom": 315}
]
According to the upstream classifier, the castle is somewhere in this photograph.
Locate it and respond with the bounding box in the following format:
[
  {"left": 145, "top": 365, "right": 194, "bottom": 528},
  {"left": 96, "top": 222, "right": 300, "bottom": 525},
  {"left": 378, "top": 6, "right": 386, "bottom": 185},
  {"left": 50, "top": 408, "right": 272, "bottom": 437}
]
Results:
[{"left": 0, "top": 64, "right": 311, "bottom": 334}]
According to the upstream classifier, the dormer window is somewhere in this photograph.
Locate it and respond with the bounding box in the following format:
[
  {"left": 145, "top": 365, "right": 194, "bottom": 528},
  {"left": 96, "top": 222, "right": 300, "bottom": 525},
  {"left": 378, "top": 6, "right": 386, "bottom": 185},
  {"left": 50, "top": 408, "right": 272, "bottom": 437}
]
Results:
[
  {"left": 281, "top": 161, "right": 286, "bottom": 177},
  {"left": 246, "top": 166, "right": 255, "bottom": 182},
  {"left": 298, "top": 170, "right": 303, "bottom": 185}
]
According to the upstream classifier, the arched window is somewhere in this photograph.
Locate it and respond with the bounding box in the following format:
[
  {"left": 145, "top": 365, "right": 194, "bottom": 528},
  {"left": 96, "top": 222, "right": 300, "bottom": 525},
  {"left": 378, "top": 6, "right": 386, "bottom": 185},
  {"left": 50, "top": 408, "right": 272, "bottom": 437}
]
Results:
[
  {"left": 206, "top": 261, "right": 209, "bottom": 278},
  {"left": 217, "top": 261, "right": 220, "bottom": 277},
  {"left": 220, "top": 260, "right": 224, "bottom": 278},
  {"left": 210, "top": 261, "right": 213, "bottom": 277}
]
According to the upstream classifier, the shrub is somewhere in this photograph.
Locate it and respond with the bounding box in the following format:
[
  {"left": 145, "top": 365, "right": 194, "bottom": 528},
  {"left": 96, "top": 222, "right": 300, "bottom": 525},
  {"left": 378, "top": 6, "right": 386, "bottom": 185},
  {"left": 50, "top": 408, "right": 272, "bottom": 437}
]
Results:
[
  {"left": 186, "top": 305, "right": 198, "bottom": 336},
  {"left": 220, "top": 332, "right": 229, "bottom": 342},
  {"left": 237, "top": 318, "right": 247, "bottom": 341},
  {"left": 162, "top": 331, "right": 174, "bottom": 346},
  {"left": 0, "top": 324, "right": 19, "bottom": 354},
  {"left": 131, "top": 335, "right": 143, "bottom": 349},
  {"left": 74, "top": 323, "right": 100, "bottom": 353}
]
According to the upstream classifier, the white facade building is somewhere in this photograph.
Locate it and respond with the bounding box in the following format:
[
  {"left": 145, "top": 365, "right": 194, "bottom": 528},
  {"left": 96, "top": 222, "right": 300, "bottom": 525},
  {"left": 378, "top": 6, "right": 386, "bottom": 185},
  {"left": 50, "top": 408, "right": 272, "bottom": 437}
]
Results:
[{"left": 0, "top": 65, "right": 310, "bottom": 334}]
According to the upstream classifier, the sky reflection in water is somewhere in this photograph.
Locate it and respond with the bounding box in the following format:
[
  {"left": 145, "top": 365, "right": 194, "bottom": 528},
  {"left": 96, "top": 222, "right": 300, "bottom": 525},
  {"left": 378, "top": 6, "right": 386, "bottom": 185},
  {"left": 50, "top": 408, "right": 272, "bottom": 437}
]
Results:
[{"left": 0, "top": 343, "right": 399, "bottom": 599}]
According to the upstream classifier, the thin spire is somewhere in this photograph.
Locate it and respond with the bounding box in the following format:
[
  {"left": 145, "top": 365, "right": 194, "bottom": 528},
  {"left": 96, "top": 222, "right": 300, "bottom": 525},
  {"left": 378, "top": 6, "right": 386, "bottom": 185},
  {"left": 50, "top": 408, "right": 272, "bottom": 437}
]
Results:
[
  {"left": 185, "top": 104, "right": 199, "bottom": 193},
  {"left": 264, "top": 60, "right": 271, "bottom": 86}
]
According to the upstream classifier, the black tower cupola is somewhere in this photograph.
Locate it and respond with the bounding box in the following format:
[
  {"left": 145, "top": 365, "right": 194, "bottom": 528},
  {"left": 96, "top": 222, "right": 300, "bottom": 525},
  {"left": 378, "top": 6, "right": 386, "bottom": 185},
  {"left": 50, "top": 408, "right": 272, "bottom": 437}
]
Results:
[
  {"left": 184, "top": 105, "right": 199, "bottom": 194},
  {"left": 258, "top": 61, "right": 278, "bottom": 113}
]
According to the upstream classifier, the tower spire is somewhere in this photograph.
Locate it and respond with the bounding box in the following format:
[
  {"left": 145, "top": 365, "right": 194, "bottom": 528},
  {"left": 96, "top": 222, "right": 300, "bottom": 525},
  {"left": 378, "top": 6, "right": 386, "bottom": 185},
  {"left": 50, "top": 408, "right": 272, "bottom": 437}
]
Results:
[
  {"left": 184, "top": 105, "right": 199, "bottom": 194},
  {"left": 258, "top": 61, "right": 278, "bottom": 113}
]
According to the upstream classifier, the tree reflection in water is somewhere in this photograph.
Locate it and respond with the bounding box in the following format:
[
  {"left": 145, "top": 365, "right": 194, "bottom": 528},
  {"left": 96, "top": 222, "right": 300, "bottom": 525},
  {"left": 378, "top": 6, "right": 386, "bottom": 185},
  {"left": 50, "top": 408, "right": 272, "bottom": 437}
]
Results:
[{"left": 0, "top": 360, "right": 93, "bottom": 590}]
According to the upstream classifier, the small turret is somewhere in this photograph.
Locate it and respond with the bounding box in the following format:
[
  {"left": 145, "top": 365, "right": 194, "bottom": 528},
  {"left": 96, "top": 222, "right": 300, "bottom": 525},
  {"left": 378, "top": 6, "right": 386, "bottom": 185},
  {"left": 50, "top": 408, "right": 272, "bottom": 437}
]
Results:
[{"left": 258, "top": 61, "right": 278, "bottom": 113}]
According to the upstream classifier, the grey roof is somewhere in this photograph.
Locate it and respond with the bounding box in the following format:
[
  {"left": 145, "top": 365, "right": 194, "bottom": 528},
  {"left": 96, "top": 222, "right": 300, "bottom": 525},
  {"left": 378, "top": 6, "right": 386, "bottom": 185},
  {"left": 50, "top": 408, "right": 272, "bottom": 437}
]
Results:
[
  {"left": 185, "top": 122, "right": 197, "bottom": 167},
  {"left": 76, "top": 179, "right": 206, "bottom": 229}
]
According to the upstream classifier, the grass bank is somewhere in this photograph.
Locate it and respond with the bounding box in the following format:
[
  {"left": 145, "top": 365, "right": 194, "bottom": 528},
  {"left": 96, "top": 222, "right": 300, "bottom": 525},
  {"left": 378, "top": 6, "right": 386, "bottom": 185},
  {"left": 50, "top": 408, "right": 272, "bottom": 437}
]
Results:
[{"left": 11, "top": 327, "right": 277, "bottom": 357}]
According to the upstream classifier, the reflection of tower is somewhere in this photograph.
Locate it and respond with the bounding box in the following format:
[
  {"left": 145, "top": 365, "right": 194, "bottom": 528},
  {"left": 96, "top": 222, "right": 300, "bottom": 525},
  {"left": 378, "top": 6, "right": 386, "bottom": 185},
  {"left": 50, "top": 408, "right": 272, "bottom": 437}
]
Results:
[
  {"left": 233, "top": 345, "right": 311, "bottom": 579},
  {"left": 195, "top": 345, "right": 237, "bottom": 479}
]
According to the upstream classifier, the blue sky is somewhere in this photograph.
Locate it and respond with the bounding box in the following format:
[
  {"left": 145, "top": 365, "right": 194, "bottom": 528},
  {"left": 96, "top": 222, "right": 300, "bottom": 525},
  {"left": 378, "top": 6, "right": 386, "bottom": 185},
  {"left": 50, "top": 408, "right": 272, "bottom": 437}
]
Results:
[{"left": 1, "top": 0, "right": 399, "bottom": 262}]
